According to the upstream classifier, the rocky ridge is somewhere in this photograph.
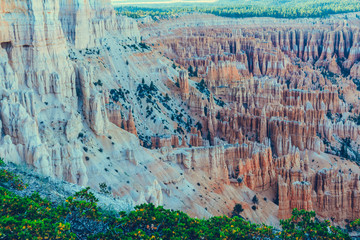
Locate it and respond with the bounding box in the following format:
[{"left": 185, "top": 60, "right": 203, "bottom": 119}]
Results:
[
  {"left": 1, "top": 0, "right": 360, "bottom": 226},
  {"left": 140, "top": 13, "right": 360, "bottom": 223}
]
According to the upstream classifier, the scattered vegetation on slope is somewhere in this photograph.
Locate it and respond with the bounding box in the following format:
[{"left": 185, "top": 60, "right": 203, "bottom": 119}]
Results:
[
  {"left": 0, "top": 159, "right": 26, "bottom": 190},
  {"left": 0, "top": 158, "right": 357, "bottom": 239}
]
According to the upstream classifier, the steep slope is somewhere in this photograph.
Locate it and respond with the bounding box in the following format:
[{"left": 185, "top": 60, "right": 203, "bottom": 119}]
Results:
[
  {"left": 140, "top": 13, "right": 360, "bottom": 224},
  {"left": 0, "top": 0, "right": 171, "bottom": 213},
  {"left": 1, "top": 0, "right": 360, "bottom": 227},
  {"left": 0, "top": 0, "right": 278, "bottom": 225}
]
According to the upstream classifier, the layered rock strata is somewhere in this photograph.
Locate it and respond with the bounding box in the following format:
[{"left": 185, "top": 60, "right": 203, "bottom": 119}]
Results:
[
  {"left": 141, "top": 13, "right": 360, "bottom": 223},
  {"left": 2, "top": 1, "right": 360, "bottom": 226}
]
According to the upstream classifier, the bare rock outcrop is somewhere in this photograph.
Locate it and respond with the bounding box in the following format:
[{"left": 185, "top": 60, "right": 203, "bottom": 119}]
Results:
[
  {"left": 2, "top": 1, "right": 360, "bottom": 227},
  {"left": 179, "top": 70, "right": 190, "bottom": 98},
  {"left": 141, "top": 13, "right": 360, "bottom": 224}
]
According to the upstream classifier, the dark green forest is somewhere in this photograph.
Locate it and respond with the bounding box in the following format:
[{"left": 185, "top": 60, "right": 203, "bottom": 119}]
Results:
[{"left": 116, "top": 0, "right": 360, "bottom": 19}]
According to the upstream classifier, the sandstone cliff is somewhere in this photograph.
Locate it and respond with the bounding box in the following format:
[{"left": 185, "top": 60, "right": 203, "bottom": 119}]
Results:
[
  {"left": 140, "top": 12, "right": 360, "bottom": 224},
  {"left": 2, "top": 1, "right": 360, "bottom": 227}
]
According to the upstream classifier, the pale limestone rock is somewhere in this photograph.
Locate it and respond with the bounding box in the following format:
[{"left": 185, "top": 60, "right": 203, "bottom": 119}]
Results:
[
  {"left": 0, "top": 0, "right": 160, "bottom": 213},
  {"left": 145, "top": 180, "right": 163, "bottom": 206},
  {"left": 350, "top": 63, "right": 360, "bottom": 79},
  {"left": 89, "top": 93, "right": 107, "bottom": 136},
  {"left": 0, "top": 135, "right": 22, "bottom": 165},
  {"left": 126, "top": 149, "right": 138, "bottom": 165},
  {"left": 1, "top": 0, "right": 360, "bottom": 227},
  {"left": 65, "top": 113, "right": 83, "bottom": 141},
  {"left": 0, "top": 48, "right": 18, "bottom": 90},
  {"left": 59, "top": 0, "right": 116, "bottom": 49}
]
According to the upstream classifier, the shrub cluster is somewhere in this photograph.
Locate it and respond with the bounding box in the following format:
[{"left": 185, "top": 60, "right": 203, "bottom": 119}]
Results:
[
  {"left": 0, "top": 161, "right": 355, "bottom": 239},
  {"left": 279, "top": 209, "right": 350, "bottom": 239},
  {"left": 0, "top": 159, "right": 26, "bottom": 190},
  {"left": 0, "top": 188, "right": 74, "bottom": 239}
]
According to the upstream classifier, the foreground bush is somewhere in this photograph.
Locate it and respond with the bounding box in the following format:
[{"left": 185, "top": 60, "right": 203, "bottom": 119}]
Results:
[
  {"left": 0, "top": 188, "right": 74, "bottom": 239},
  {"left": 0, "top": 161, "right": 354, "bottom": 239},
  {"left": 92, "top": 204, "right": 277, "bottom": 239},
  {"left": 0, "top": 186, "right": 352, "bottom": 239},
  {"left": 279, "top": 209, "right": 350, "bottom": 239},
  {"left": 0, "top": 159, "right": 26, "bottom": 190}
]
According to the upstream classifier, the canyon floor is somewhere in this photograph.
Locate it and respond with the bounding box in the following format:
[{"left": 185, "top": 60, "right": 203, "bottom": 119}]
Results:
[{"left": 0, "top": 0, "right": 359, "bottom": 229}]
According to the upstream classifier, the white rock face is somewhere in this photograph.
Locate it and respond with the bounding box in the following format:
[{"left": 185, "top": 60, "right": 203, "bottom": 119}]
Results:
[
  {"left": 59, "top": 0, "right": 140, "bottom": 48},
  {"left": 65, "top": 113, "right": 83, "bottom": 141},
  {"left": 59, "top": 0, "right": 116, "bottom": 49},
  {"left": 0, "top": 0, "right": 314, "bottom": 225},
  {"left": 0, "top": 0, "right": 217, "bottom": 219},
  {"left": 0, "top": 0, "right": 152, "bottom": 203}
]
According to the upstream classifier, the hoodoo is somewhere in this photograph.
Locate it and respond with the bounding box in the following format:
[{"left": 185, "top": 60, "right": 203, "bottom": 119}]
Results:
[{"left": 1, "top": 0, "right": 360, "bottom": 236}]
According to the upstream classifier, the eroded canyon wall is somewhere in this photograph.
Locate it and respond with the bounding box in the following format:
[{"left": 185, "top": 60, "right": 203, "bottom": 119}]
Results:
[
  {"left": 141, "top": 13, "right": 360, "bottom": 223},
  {"left": 1, "top": 0, "right": 360, "bottom": 226}
]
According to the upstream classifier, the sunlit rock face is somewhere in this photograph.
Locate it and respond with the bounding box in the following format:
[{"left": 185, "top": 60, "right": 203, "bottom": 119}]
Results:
[
  {"left": 0, "top": 0, "right": 159, "bottom": 209},
  {"left": 1, "top": 0, "right": 360, "bottom": 226},
  {"left": 140, "top": 12, "right": 360, "bottom": 224},
  {"left": 59, "top": 0, "right": 116, "bottom": 48}
]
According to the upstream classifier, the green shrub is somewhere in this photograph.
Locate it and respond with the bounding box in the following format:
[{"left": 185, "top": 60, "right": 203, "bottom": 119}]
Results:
[
  {"left": 0, "top": 159, "right": 26, "bottom": 190},
  {"left": 279, "top": 208, "right": 350, "bottom": 239},
  {"left": 0, "top": 188, "right": 74, "bottom": 239},
  {"left": 252, "top": 195, "right": 259, "bottom": 205},
  {"left": 231, "top": 203, "right": 244, "bottom": 217},
  {"left": 92, "top": 203, "right": 276, "bottom": 239},
  {"left": 0, "top": 160, "right": 354, "bottom": 239},
  {"left": 0, "top": 189, "right": 353, "bottom": 239}
]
